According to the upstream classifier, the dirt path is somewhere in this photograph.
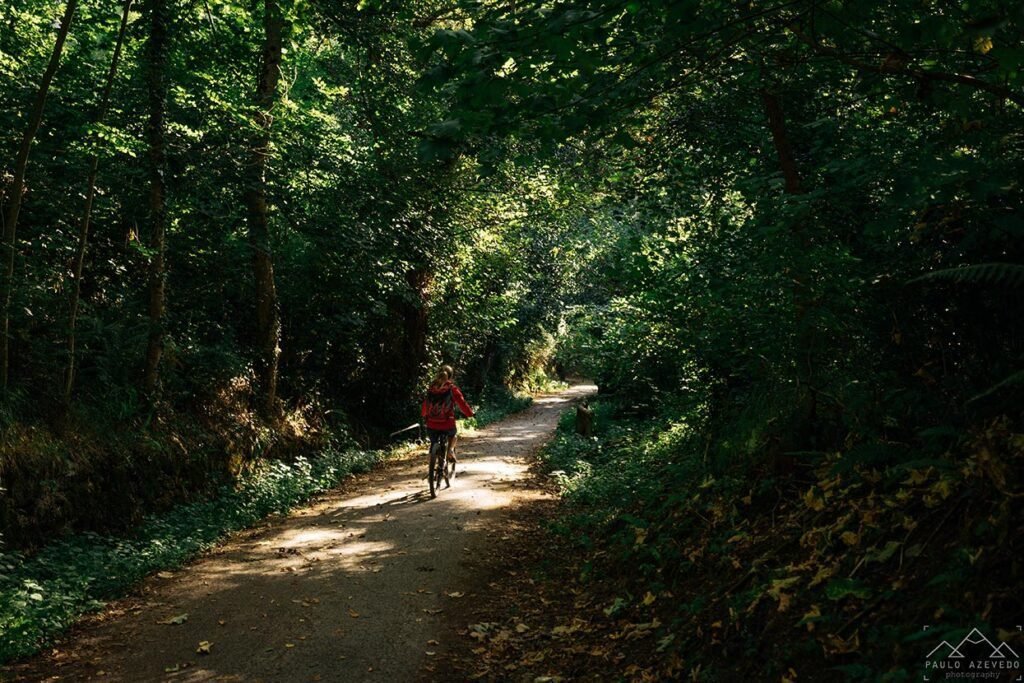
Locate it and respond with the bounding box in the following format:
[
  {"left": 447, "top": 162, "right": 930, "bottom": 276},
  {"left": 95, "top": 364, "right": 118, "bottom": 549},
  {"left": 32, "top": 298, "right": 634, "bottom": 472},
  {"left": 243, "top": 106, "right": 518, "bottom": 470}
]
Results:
[{"left": 5, "top": 384, "right": 593, "bottom": 683}]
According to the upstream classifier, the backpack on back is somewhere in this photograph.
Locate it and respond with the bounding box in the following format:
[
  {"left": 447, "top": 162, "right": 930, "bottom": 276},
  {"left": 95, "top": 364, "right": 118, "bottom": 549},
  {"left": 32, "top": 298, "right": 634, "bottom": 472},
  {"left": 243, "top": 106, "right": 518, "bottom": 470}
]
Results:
[{"left": 424, "top": 387, "right": 454, "bottom": 422}]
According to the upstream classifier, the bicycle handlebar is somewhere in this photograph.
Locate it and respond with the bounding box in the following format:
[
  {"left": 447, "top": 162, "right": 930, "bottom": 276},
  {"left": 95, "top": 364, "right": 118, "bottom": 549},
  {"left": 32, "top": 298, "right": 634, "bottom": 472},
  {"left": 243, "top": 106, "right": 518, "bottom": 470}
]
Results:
[{"left": 388, "top": 422, "right": 421, "bottom": 439}]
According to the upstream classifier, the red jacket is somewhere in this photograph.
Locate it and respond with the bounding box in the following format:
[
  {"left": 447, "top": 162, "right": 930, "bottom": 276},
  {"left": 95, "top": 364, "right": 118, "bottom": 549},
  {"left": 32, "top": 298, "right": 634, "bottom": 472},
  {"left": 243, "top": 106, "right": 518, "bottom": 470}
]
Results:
[{"left": 421, "top": 381, "right": 474, "bottom": 430}]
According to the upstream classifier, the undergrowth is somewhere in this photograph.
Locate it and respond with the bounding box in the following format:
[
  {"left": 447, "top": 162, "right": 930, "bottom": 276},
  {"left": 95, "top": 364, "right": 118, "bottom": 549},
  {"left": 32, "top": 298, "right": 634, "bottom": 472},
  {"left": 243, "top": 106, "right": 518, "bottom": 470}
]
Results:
[{"left": 533, "top": 399, "right": 1023, "bottom": 681}]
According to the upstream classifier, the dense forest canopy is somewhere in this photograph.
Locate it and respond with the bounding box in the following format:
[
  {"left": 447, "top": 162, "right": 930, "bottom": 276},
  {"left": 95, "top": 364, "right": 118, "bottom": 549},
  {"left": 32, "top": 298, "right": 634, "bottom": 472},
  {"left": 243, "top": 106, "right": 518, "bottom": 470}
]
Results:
[
  {"left": 1, "top": 0, "right": 1022, "bottom": 677},
  {"left": 0, "top": 0, "right": 605, "bottom": 544}
]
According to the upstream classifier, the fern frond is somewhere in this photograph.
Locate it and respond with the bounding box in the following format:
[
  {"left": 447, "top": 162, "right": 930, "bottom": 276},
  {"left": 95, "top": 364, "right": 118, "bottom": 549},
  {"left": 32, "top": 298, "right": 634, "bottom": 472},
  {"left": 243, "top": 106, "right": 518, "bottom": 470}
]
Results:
[
  {"left": 909, "top": 263, "right": 1024, "bottom": 287},
  {"left": 968, "top": 370, "right": 1024, "bottom": 405}
]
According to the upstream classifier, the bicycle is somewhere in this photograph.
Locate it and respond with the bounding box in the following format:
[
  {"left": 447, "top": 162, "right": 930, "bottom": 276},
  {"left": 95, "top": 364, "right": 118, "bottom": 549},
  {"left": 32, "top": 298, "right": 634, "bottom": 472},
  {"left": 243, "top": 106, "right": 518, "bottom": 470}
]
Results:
[{"left": 427, "top": 430, "right": 454, "bottom": 498}]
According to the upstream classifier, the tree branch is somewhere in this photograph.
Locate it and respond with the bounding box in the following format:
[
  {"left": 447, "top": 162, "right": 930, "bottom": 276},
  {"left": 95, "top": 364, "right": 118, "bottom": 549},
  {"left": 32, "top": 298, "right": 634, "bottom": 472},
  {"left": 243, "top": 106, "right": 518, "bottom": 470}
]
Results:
[{"left": 787, "top": 25, "right": 1024, "bottom": 107}]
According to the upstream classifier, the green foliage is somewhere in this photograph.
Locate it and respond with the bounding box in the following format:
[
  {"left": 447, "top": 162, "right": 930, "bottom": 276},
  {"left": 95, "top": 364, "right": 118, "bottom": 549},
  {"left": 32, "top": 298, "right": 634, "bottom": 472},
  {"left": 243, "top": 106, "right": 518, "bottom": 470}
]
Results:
[
  {"left": 541, "top": 400, "right": 701, "bottom": 533},
  {"left": 458, "top": 384, "right": 532, "bottom": 431}
]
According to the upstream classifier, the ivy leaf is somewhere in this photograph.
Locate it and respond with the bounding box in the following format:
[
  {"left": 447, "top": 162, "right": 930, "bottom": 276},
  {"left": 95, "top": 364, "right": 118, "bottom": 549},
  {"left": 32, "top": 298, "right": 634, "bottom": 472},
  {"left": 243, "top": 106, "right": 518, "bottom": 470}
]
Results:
[
  {"left": 825, "top": 579, "right": 872, "bottom": 601},
  {"left": 603, "top": 597, "right": 627, "bottom": 617}
]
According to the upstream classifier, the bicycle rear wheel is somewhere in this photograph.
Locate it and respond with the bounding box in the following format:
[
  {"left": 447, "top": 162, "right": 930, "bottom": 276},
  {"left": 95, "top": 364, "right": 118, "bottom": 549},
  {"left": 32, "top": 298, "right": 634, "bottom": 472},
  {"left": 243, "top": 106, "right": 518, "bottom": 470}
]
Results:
[{"left": 428, "top": 442, "right": 438, "bottom": 498}]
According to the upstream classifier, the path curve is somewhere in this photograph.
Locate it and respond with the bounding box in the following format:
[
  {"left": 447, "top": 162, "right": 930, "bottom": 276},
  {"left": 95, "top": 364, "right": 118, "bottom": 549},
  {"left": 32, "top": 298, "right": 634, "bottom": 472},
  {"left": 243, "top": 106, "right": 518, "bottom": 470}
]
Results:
[{"left": 6, "top": 384, "right": 594, "bottom": 683}]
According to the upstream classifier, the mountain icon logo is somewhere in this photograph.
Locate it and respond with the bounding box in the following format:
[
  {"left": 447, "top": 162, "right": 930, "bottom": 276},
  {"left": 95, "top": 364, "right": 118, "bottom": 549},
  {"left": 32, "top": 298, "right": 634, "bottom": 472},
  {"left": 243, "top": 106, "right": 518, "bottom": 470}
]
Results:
[{"left": 927, "top": 628, "right": 1020, "bottom": 660}]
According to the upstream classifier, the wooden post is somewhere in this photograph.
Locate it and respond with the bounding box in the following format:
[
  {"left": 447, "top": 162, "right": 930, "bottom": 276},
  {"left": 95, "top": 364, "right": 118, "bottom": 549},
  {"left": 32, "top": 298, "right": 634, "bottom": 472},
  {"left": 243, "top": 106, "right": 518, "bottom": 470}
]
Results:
[{"left": 576, "top": 400, "right": 593, "bottom": 437}]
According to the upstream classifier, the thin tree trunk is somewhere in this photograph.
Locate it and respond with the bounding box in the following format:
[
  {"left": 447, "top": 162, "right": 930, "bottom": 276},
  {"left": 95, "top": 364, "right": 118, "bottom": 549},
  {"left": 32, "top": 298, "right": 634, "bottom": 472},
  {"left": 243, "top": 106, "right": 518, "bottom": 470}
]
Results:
[
  {"left": 0, "top": 0, "right": 78, "bottom": 391},
  {"left": 64, "top": 0, "right": 134, "bottom": 402},
  {"left": 245, "top": 0, "right": 285, "bottom": 416},
  {"left": 142, "top": 0, "right": 169, "bottom": 396},
  {"left": 401, "top": 265, "right": 430, "bottom": 391},
  {"left": 761, "top": 86, "right": 817, "bottom": 474},
  {"left": 759, "top": 88, "right": 803, "bottom": 195}
]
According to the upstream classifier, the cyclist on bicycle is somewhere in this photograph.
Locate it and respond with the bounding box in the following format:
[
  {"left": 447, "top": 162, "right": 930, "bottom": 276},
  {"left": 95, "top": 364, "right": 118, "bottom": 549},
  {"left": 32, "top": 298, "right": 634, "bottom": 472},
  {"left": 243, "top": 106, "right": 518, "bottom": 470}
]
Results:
[{"left": 421, "top": 365, "right": 474, "bottom": 475}]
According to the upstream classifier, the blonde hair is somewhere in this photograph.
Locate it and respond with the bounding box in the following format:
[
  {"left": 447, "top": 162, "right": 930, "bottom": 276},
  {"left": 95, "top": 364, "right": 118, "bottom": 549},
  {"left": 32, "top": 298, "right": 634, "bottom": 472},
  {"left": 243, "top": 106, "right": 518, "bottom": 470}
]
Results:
[{"left": 430, "top": 365, "right": 454, "bottom": 389}]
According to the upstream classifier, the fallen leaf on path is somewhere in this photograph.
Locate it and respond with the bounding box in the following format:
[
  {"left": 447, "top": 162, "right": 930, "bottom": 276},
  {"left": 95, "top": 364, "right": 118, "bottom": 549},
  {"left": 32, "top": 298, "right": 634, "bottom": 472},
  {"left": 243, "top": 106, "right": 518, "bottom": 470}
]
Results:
[
  {"left": 158, "top": 613, "right": 188, "bottom": 625},
  {"left": 616, "top": 619, "right": 661, "bottom": 641},
  {"left": 824, "top": 631, "right": 861, "bottom": 655},
  {"left": 348, "top": 608, "right": 360, "bottom": 618},
  {"left": 156, "top": 572, "right": 174, "bottom": 579},
  {"left": 423, "top": 608, "right": 443, "bottom": 615},
  {"left": 469, "top": 623, "right": 498, "bottom": 640},
  {"left": 446, "top": 591, "right": 465, "bottom": 598},
  {"left": 196, "top": 641, "right": 212, "bottom": 655}
]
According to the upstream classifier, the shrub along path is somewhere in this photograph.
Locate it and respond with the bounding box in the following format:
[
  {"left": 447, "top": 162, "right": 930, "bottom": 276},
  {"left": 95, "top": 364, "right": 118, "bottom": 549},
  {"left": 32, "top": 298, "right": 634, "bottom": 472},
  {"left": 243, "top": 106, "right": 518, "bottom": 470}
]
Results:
[{"left": 3, "top": 384, "right": 594, "bottom": 682}]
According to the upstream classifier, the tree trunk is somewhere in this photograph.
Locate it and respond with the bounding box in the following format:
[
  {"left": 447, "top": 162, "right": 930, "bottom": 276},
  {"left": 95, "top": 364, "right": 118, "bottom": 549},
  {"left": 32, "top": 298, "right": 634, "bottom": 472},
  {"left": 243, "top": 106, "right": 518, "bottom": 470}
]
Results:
[
  {"left": 759, "top": 88, "right": 803, "bottom": 195},
  {"left": 245, "top": 0, "right": 285, "bottom": 416},
  {"left": 0, "top": 0, "right": 78, "bottom": 391},
  {"left": 760, "top": 86, "right": 817, "bottom": 472},
  {"left": 142, "top": 0, "right": 169, "bottom": 396},
  {"left": 64, "top": 0, "right": 134, "bottom": 402},
  {"left": 402, "top": 266, "right": 431, "bottom": 383}
]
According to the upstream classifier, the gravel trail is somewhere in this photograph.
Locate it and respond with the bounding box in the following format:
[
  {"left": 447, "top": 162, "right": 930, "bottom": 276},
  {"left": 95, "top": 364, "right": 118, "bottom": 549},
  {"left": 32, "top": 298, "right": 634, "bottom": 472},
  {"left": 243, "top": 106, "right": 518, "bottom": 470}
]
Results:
[{"left": 5, "top": 384, "right": 593, "bottom": 683}]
